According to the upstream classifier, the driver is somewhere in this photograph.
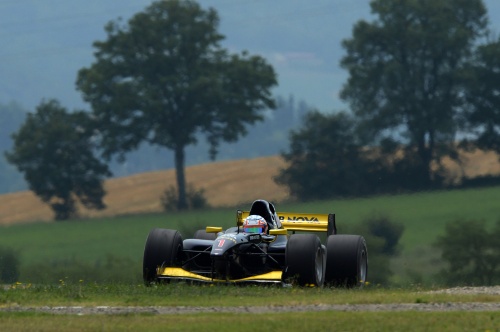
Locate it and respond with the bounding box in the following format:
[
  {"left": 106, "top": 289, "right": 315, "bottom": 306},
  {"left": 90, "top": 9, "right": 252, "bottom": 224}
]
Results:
[{"left": 242, "top": 215, "right": 268, "bottom": 234}]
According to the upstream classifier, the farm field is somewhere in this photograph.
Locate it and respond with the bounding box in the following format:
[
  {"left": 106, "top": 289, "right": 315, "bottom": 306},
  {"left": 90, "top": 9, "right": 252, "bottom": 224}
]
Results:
[
  {"left": 0, "top": 149, "right": 499, "bottom": 226},
  {"left": 0, "top": 156, "right": 289, "bottom": 225}
]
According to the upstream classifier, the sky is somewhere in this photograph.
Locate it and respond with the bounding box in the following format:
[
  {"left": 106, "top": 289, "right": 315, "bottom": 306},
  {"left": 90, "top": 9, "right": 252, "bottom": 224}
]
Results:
[{"left": 1, "top": 0, "right": 500, "bottom": 114}]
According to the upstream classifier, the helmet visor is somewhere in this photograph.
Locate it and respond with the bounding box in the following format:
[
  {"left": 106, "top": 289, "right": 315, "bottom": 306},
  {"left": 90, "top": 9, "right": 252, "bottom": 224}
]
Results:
[{"left": 244, "top": 226, "right": 264, "bottom": 234}]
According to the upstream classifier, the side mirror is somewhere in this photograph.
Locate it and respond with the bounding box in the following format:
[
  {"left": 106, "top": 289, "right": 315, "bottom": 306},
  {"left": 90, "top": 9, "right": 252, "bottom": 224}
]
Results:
[{"left": 206, "top": 226, "right": 223, "bottom": 233}]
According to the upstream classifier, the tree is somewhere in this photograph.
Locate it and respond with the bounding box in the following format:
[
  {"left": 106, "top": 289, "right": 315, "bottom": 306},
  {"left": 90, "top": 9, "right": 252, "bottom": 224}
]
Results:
[
  {"left": 5, "top": 99, "right": 111, "bottom": 220},
  {"left": 340, "top": 0, "right": 488, "bottom": 187},
  {"left": 463, "top": 38, "right": 500, "bottom": 153},
  {"left": 76, "top": 0, "right": 277, "bottom": 210},
  {"left": 275, "top": 111, "right": 375, "bottom": 200}
]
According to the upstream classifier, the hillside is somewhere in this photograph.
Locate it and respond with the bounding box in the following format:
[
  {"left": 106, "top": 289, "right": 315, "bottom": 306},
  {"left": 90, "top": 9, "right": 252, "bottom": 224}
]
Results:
[
  {"left": 0, "top": 156, "right": 289, "bottom": 225},
  {"left": 0, "top": 150, "right": 499, "bottom": 226}
]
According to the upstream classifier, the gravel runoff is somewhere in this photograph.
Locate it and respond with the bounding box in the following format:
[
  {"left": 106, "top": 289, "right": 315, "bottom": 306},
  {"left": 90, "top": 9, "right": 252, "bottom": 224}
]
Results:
[{"left": 1, "top": 287, "right": 500, "bottom": 315}]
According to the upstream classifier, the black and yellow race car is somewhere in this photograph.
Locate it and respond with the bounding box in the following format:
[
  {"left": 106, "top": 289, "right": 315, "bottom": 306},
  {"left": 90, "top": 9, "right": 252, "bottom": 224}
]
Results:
[{"left": 143, "top": 199, "right": 367, "bottom": 287}]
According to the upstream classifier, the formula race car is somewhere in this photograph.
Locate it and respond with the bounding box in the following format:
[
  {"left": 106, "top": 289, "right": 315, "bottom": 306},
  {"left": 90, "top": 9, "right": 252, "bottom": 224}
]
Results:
[{"left": 143, "top": 199, "right": 367, "bottom": 287}]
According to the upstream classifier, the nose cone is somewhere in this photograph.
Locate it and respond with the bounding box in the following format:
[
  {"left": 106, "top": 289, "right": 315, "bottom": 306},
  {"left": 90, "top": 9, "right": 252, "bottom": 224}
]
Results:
[{"left": 211, "top": 235, "right": 237, "bottom": 257}]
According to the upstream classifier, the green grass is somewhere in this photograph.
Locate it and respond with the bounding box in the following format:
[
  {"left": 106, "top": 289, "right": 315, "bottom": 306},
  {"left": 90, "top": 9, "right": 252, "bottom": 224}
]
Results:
[
  {"left": 1, "top": 283, "right": 500, "bottom": 307},
  {"left": 2, "top": 311, "right": 500, "bottom": 332},
  {"left": 1, "top": 186, "right": 500, "bottom": 284}
]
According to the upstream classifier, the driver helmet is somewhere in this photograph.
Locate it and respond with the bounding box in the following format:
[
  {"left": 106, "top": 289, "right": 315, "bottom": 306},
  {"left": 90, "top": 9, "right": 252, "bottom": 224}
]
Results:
[{"left": 243, "top": 215, "right": 268, "bottom": 234}]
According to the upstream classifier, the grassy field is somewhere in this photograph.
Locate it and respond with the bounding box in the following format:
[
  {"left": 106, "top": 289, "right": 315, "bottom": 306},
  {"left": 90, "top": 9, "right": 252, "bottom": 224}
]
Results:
[
  {"left": 0, "top": 185, "right": 500, "bottom": 285},
  {"left": 2, "top": 311, "right": 500, "bottom": 332}
]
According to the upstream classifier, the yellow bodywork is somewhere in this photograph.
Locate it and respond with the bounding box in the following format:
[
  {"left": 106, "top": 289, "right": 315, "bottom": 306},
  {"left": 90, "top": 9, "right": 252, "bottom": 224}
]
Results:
[
  {"left": 238, "top": 210, "right": 331, "bottom": 233},
  {"left": 158, "top": 267, "right": 283, "bottom": 283}
]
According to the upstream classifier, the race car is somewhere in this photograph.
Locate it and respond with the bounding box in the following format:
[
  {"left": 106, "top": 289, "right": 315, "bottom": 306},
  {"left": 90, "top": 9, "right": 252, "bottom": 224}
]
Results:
[{"left": 143, "top": 199, "right": 367, "bottom": 287}]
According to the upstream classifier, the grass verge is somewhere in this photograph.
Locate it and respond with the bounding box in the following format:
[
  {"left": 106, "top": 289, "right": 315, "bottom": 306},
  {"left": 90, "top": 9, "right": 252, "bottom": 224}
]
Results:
[
  {"left": 1, "top": 283, "right": 500, "bottom": 307},
  {"left": 1, "top": 311, "right": 500, "bottom": 332}
]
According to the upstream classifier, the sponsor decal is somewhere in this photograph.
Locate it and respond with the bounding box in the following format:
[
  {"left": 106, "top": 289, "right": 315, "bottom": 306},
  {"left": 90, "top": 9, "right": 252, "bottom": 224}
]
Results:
[
  {"left": 218, "top": 239, "right": 225, "bottom": 247},
  {"left": 279, "top": 216, "right": 319, "bottom": 222},
  {"left": 218, "top": 235, "right": 237, "bottom": 243},
  {"left": 248, "top": 234, "right": 261, "bottom": 241}
]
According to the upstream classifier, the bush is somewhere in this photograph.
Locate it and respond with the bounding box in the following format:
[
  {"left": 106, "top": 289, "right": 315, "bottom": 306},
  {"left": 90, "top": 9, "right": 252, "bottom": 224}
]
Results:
[
  {"left": 160, "top": 184, "right": 209, "bottom": 211},
  {"left": 435, "top": 219, "right": 500, "bottom": 286},
  {"left": 348, "top": 214, "right": 404, "bottom": 285},
  {"left": 0, "top": 246, "right": 20, "bottom": 283}
]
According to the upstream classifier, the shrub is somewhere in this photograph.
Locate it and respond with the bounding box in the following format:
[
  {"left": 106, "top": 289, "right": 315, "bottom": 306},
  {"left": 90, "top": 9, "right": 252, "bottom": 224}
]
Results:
[
  {"left": 0, "top": 246, "right": 20, "bottom": 283},
  {"left": 160, "top": 184, "right": 209, "bottom": 211},
  {"left": 435, "top": 219, "right": 500, "bottom": 286},
  {"left": 348, "top": 214, "right": 404, "bottom": 285}
]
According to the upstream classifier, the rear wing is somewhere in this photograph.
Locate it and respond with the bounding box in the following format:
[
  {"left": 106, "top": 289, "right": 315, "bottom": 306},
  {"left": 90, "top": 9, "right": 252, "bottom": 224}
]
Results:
[{"left": 237, "top": 210, "right": 337, "bottom": 236}]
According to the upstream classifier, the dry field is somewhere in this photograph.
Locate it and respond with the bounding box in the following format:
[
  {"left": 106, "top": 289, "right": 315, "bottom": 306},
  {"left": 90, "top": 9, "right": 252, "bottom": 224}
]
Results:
[
  {"left": 0, "top": 151, "right": 498, "bottom": 226},
  {"left": 0, "top": 156, "right": 289, "bottom": 225}
]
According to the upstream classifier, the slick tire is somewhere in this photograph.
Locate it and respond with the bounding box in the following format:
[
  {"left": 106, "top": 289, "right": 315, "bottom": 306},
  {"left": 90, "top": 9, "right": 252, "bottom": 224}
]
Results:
[
  {"left": 142, "top": 228, "right": 183, "bottom": 285},
  {"left": 325, "top": 235, "right": 368, "bottom": 288},
  {"left": 285, "top": 234, "right": 325, "bottom": 287}
]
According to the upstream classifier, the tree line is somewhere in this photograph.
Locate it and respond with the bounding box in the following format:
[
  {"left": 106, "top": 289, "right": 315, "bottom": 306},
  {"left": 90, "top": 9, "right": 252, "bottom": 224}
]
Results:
[
  {"left": 5, "top": 0, "right": 500, "bottom": 220},
  {"left": 277, "top": 0, "right": 500, "bottom": 200}
]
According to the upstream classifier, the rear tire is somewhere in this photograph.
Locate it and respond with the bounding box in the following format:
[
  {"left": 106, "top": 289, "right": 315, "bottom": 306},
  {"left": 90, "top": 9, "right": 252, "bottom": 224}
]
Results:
[
  {"left": 193, "top": 229, "right": 217, "bottom": 240},
  {"left": 285, "top": 234, "right": 325, "bottom": 287},
  {"left": 142, "top": 228, "right": 183, "bottom": 285},
  {"left": 325, "top": 235, "right": 367, "bottom": 288}
]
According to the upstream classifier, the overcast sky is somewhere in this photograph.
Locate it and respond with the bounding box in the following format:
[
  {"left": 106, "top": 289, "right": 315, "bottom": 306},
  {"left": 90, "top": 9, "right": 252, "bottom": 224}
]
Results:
[{"left": 1, "top": 0, "right": 499, "bottom": 113}]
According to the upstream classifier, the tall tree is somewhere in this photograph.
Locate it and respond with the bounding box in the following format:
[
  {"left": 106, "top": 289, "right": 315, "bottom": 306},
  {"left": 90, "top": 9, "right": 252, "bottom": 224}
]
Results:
[
  {"left": 463, "top": 38, "right": 500, "bottom": 153},
  {"left": 340, "top": 0, "right": 488, "bottom": 187},
  {"left": 275, "top": 111, "right": 374, "bottom": 200},
  {"left": 76, "top": 0, "right": 277, "bottom": 210},
  {"left": 5, "top": 100, "right": 111, "bottom": 220}
]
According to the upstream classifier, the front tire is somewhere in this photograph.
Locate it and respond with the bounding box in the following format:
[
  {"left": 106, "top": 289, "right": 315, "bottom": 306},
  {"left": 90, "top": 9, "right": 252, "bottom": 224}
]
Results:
[
  {"left": 325, "top": 235, "right": 367, "bottom": 288},
  {"left": 285, "top": 234, "right": 325, "bottom": 287},
  {"left": 142, "top": 228, "right": 183, "bottom": 285}
]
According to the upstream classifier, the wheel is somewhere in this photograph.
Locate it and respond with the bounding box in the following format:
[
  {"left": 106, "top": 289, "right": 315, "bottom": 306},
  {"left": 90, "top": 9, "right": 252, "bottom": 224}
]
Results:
[
  {"left": 193, "top": 229, "right": 217, "bottom": 240},
  {"left": 325, "top": 235, "right": 368, "bottom": 288},
  {"left": 142, "top": 228, "right": 183, "bottom": 285},
  {"left": 285, "top": 234, "right": 325, "bottom": 287}
]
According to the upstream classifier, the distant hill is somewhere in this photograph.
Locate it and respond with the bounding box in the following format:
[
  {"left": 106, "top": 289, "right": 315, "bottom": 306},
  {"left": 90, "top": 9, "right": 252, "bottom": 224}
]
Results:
[
  {"left": 0, "top": 149, "right": 499, "bottom": 226},
  {"left": 0, "top": 155, "right": 289, "bottom": 225}
]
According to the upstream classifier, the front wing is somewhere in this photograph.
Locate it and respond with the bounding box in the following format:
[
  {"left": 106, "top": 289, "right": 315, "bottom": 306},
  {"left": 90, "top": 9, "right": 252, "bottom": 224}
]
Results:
[{"left": 157, "top": 267, "right": 283, "bottom": 283}]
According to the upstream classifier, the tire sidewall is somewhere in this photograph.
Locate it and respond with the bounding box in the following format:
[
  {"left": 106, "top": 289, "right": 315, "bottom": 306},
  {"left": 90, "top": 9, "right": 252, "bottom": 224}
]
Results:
[{"left": 285, "top": 234, "right": 325, "bottom": 287}]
